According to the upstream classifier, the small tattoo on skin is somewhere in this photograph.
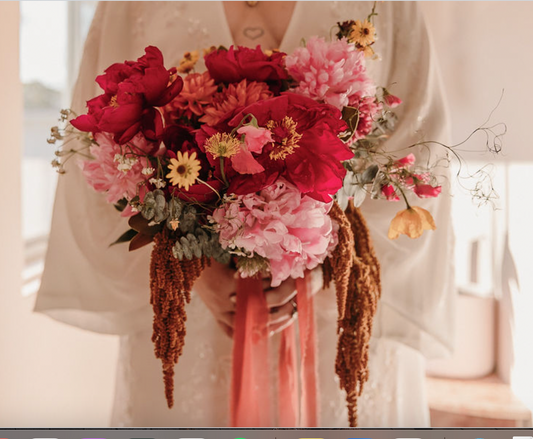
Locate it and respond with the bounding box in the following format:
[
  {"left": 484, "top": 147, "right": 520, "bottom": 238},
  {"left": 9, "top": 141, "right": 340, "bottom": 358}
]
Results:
[{"left": 243, "top": 26, "right": 265, "bottom": 40}]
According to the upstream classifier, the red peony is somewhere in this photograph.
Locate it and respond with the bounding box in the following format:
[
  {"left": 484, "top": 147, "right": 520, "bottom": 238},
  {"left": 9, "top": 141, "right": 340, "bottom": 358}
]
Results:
[
  {"left": 224, "top": 93, "right": 353, "bottom": 202},
  {"left": 71, "top": 46, "right": 183, "bottom": 144},
  {"left": 204, "top": 46, "right": 288, "bottom": 92}
]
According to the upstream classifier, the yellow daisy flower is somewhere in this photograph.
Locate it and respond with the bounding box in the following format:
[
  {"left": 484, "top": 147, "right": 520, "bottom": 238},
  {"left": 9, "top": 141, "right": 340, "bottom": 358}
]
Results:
[
  {"left": 388, "top": 206, "right": 436, "bottom": 240},
  {"left": 202, "top": 46, "right": 217, "bottom": 57},
  {"left": 204, "top": 133, "right": 241, "bottom": 159},
  {"left": 166, "top": 151, "right": 202, "bottom": 191},
  {"left": 349, "top": 19, "right": 376, "bottom": 47},
  {"left": 177, "top": 51, "right": 200, "bottom": 74},
  {"left": 361, "top": 44, "right": 375, "bottom": 59}
]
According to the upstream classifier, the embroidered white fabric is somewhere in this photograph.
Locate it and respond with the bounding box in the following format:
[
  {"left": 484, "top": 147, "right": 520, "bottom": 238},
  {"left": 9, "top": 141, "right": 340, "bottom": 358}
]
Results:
[{"left": 35, "top": 1, "right": 454, "bottom": 427}]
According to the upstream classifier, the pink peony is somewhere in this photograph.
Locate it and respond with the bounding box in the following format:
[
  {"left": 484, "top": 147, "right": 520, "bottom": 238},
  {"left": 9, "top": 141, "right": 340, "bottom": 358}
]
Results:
[
  {"left": 211, "top": 179, "right": 338, "bottom": 287},
  {"left": 81, "top": 132, "right": 154, "bottom": 212},
  {"left": 285, "top": 36, "right": 376, "bottom": 110}
]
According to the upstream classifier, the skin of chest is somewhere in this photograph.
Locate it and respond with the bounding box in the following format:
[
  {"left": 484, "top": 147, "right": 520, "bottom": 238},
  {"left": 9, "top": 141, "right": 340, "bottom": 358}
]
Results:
[{"left": 223, "top": 1, "right": 297, "bottom": 49}]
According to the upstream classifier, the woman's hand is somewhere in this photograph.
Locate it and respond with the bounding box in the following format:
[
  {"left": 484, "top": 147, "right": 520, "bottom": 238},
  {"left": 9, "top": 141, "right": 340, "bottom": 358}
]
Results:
[{"left": 193, "top": 261, "right": 323, "bottom": 338}]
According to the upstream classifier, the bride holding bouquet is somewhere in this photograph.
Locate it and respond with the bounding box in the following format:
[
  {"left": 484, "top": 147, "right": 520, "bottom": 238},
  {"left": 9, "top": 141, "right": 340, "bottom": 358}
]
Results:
[{"left": 36, "top": 1, "right": 454, "bottom": 428}]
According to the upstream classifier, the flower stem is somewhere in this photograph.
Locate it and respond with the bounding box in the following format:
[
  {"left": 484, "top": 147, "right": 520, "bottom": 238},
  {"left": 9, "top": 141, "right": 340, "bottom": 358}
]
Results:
[
  {"left": 220, "top": 157, "right": 228, "bottom": 186},
  {"left": 197, "top": 178, "right": 222, "bottom": 201},
  {"left": 398, "top": 187, "right": 411, "bottom": 209}
]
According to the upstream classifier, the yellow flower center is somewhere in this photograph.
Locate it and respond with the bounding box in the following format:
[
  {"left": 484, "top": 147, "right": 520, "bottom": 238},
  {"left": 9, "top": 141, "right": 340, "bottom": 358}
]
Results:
[
  {"left": 266, "top": 116, "right": 302, "bottom": 161},
  {"left": 204, "top": 133, "right": 241, "bottom": 159},
  {"left": 349, "top": 19, "right": 376, "bottom": 47},
  {"left": 177, "top": 50, "right": 200, "bottom": 74},
  {"left": 109, "top": 95, "right": 119, "bottom": 108},
  {"left": 166, "top": 151, "right": 202, "bottom": 191}
]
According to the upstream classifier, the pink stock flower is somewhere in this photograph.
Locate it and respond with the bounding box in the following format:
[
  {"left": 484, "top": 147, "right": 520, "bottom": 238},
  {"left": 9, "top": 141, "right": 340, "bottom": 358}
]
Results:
[
  {"left": 211, "top": 179, "right": 338, "bottom": 287},
  {"left": 81, "top": 132, "right": 154, "bottom": 211},
  {"left": 285, "top": 36, "right": 376, "bottom": 110}
]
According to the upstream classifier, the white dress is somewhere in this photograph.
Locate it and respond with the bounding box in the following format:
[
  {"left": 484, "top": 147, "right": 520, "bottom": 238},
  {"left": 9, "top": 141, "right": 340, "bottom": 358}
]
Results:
[{"left": 35, "top": 1, "right": 455, "bottom": 428}]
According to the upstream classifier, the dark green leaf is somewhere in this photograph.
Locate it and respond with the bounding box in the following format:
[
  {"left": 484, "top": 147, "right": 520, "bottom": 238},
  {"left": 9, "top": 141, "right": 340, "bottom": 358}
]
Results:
[
  {"left": 129, "top": 232, "right": 155, "bottom": 252},
  {"left": 114, "top": 198, "right": 128, "bottom": 212},
  {"left": 110, "top": 229, "right": 138, "bottom": 247},
  {"left": 128, "top": 213, "right": 162, "bottom": 236}
]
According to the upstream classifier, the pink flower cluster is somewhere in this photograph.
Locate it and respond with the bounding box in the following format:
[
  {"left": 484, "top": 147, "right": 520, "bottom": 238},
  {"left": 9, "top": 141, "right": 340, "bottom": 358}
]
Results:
[
  {"left": 350, "top": 94, "right": 383, "bottom": 141},
  {"left": 211, "top": 179, "right": 338, "bottom": 286},
  {"left": 81, "top": 132, "right": 154, "bottom": 211},
  {"left": 381, "top": 153, "right": 442, "bottom": 201},
  {"left": 285, "top": 36, "right": 376, "bottom": 110}
]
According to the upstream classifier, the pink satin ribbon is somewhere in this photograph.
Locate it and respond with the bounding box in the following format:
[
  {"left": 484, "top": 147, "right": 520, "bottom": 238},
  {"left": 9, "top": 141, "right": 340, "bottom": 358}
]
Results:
[{"left": 230, "top": 271, "right": 318, "bottom": 427}]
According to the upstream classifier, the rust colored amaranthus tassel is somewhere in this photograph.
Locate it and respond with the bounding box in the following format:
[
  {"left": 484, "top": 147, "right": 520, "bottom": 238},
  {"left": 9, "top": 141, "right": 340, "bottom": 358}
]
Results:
[
  {"left": 150, "top": 229, "right": 208, "bottom": 409},
  {"left": 324, "top": 200, "right": 382, "bottom": 427}
]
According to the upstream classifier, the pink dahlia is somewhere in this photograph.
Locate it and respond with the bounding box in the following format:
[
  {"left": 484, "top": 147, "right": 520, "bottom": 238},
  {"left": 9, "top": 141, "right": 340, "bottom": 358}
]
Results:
[
  {"left": 81, "top": 132, "right": 154, "bottom": 209},
  {"left": 285, "top": 36, "right": 376, "bottom": 110},
  {"left": 200, "top": 79, "right": 273, "bottom": 126},
  {"left": 211, "top": 178, "right": 338, "bottom": 287},
  {"left": 164, "top": 72, "right": 217, "bottom": 121}
]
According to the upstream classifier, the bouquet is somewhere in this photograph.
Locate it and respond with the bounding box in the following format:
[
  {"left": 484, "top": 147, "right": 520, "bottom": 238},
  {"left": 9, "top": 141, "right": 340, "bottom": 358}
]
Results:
[{"left": 50, "top": 8, "right": 463, "bottom": 427}]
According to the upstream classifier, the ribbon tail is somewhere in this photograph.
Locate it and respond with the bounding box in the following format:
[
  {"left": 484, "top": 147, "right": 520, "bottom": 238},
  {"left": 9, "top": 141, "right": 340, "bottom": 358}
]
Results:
[
  {"left": 230, "top": 275, "right": 271, "bottom": 427},
  {"left": 296, "top": 271, "right": 319, "bottom": 427},
  {"left": 278, "top": 323, "right": 298, "bottom": 427}
]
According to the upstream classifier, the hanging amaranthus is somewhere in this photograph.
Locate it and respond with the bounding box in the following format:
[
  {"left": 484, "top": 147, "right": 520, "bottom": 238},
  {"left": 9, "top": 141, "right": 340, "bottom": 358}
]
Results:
[
  {"left": 150, "top": 229, "right": 209, "bottom": 408},
  {"left": 324, "top": 200, "right": 382, "bottom": 427}
]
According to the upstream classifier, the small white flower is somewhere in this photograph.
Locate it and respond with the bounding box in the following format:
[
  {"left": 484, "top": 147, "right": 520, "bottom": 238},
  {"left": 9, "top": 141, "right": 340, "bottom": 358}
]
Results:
[
  {"left": 149, "top": 178, "right": 167, "bottom": 189},
  {"left": 114, "top": 154, "right": 138, "bottom": 173},
  {"left": 142, "top": 167, "right": 155, "bottom": 176}
]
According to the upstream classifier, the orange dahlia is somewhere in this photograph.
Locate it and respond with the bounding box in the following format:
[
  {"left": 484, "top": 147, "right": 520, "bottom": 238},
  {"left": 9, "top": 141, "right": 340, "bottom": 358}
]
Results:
[{"left": 200, "top": 79, "right": 272, "bottom": 126}]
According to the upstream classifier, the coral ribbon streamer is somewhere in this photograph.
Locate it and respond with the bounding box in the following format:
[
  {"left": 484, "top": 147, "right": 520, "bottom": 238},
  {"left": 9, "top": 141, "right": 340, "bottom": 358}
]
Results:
[
  {"left": 231, "top": 271, "right": 319, "bottom": 427},
  {"left": 295, "top": 273, "right": 319, "bottom": 427},
  {"left": 230, "top": 275, "right": 271, "bottom": 427},
  {"left": 278, "top": 323, "right": 298, "bottom": 426}
]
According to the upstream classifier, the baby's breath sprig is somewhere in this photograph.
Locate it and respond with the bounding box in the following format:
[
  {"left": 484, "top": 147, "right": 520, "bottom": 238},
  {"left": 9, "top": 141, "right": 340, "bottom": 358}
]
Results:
[{"left": 48, "top": 109, "right": 93, "bottom": 174}]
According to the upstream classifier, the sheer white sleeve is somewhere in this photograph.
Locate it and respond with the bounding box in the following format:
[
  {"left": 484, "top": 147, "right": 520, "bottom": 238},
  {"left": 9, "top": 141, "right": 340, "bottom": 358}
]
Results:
[
  {"left": 358, "top": 2, "right": 455, "bottom": 359},
  {"left": 34, "top": 2, "right": 154, "bottom": 335}
]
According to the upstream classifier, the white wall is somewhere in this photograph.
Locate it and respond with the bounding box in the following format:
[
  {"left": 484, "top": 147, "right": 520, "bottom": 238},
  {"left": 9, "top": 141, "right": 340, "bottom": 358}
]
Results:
[
  {"left": 0, "top": 2, "right": 119, "bottom": 427},
  {"left": 422, "top": 1, "right": 533, "bottom": 409}
]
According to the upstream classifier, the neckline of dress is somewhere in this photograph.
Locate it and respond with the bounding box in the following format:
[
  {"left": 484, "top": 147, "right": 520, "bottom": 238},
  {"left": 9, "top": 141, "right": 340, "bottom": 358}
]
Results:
[{"left": 218, "top": 1, "right": 301, "bottom": 52}]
